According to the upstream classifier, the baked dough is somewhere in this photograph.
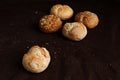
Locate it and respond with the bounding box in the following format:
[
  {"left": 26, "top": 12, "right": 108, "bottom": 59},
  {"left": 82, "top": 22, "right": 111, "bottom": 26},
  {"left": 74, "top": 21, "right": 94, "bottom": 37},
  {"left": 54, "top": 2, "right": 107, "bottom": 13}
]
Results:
[
  {"left": 39, "top": 15, "right": 62, "bottom": 33},
  {"left": 50, "top": 4, "right": 73, "bottom": 20},
  {"left": 62, "top": 22, "right": 87, "bottom": 41},
  {"left": 22, "top": 45, "right": 51, "bottom": 73},
  {"left": 75, "top": 11, "right": 99, "bottom": 29}
]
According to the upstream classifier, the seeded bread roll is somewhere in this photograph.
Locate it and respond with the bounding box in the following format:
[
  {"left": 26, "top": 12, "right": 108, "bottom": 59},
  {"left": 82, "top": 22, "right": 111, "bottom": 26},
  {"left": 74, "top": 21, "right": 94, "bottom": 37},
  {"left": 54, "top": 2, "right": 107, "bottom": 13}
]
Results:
[
  {"left": 22, "top": 45, "right": 51, "bottom": 73},
  {"left": 75, "top": 11, "right": 99, "bottom": 29},
  {"left": 62, "top": 22, "right": 87, "bottom": 41},
  {"left": 39, "top": 15, "right": 62, "bottom": 33},
  {"left": 50, "top": 4, "right": 73, "bottom": 20}
]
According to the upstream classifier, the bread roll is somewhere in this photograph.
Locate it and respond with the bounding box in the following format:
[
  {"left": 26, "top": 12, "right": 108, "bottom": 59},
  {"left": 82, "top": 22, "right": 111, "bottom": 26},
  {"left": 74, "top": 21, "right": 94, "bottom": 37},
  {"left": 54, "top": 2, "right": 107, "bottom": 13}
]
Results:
[
  {"left": 39, "top": 15, "right": 62, "bottom": 33},
  {"left": 22, "top": 45, "right": 51, "bottom": 73},
  {"left": 62, "top": 22, "right": 87, "bottom": 41},
  {"left": 75, "top": 11, "right": 99, "bottom": 29},
  {"left": 50, "top": 4, "right": 73, "bottom": 20}
]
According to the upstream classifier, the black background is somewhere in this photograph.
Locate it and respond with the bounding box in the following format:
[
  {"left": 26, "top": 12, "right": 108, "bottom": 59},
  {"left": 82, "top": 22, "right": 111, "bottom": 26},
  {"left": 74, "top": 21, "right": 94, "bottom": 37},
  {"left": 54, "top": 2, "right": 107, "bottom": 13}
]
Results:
[{"left": 0, "top": 0, "right": 120, "bottom": 80}]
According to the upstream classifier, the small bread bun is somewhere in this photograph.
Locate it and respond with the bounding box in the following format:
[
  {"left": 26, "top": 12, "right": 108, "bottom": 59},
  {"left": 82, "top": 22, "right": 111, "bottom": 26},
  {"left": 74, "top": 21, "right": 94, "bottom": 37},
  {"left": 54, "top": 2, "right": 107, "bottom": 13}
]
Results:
[
  {"left": 50, "top": 4, "right": 73, "bottom": 20},
  {"left": 22, "top": 45, "right": 51, "bottom": 73},
  {"left": 62, "top": 22, "right": 87, "bottom": 41},
  {"left": 75, "top": 11, "right": 99, "bottom": 29},
  {"left": 39, "top": 15, "right": 62, "bottom": 33}
]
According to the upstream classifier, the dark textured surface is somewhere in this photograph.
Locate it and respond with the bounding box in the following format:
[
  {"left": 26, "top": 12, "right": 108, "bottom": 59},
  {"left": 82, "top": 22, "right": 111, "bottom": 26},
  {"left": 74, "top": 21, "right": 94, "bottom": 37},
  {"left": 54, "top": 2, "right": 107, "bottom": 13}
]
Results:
[{"left": 0, "top": 0, "right": 120, "bottom": 80}]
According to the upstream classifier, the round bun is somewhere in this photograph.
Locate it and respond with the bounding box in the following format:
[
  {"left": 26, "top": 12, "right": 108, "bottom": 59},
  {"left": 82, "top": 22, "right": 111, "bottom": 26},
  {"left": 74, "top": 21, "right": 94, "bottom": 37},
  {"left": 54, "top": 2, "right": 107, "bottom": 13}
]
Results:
[
  {"left": 22, "top": 45, "right": 51, "bottom": 73},
  {"left": 75, "top": 11, "right": 99, "bottom": 29},
  {"left": 62, "top": 22, "right": 87, "bottom": 41},
  {"left": 39, "top": 15, "right": 62, "bottom": 33},
  {"left": 50, "top": 4, "right": 73, "bottom": 20}
]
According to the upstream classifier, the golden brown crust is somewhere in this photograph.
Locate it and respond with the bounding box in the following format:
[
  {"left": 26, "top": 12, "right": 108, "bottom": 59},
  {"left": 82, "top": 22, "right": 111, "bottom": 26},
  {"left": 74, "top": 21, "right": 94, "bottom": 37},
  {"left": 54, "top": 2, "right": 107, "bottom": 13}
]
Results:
[
  {"left": 62, "top": 22, "right": 87, "bottom": 41},
  {"left": 50, "top": 4, "right": 73, "bottom": 20},
  {"left": 22, "top": 45, "right": 51, "bottom": 73},
  {"left": 39, "top": 15, "right": 62, "bottom": 33},
  {"left": 75, "top": 11, "right": 99, "bottom": 29}
]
